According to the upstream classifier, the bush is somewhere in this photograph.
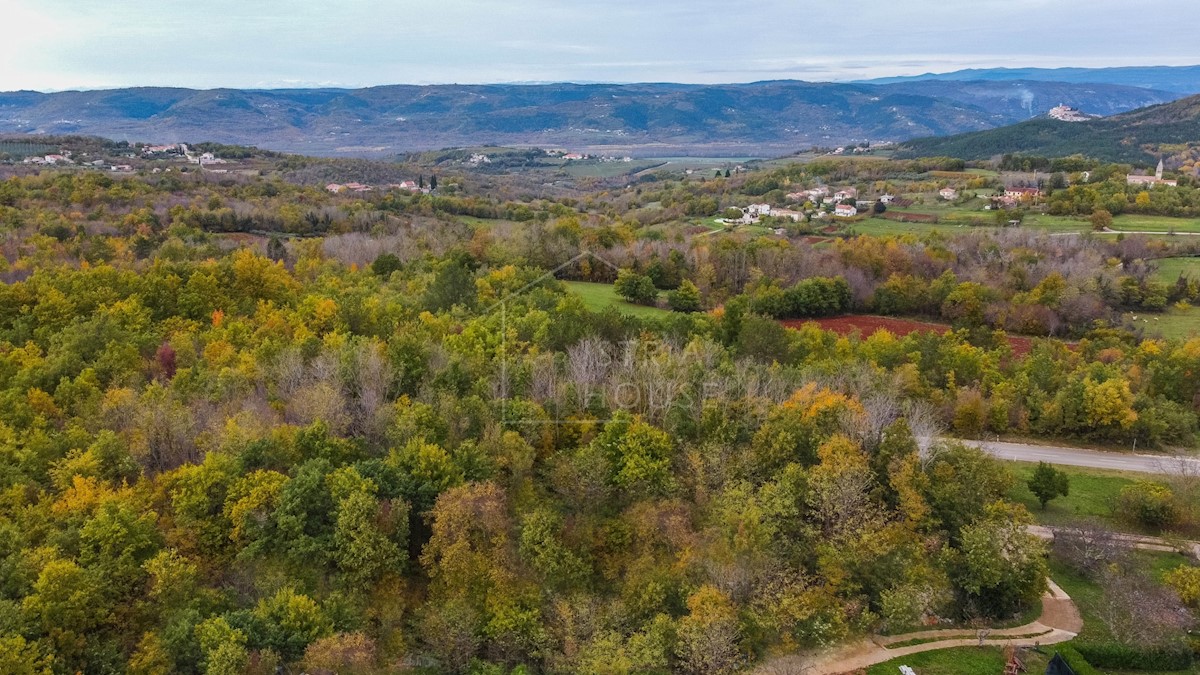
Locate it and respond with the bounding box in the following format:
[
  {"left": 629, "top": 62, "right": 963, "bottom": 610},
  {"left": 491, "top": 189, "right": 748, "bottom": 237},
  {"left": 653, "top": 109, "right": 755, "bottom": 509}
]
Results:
[
  {"left": 1164, "top": 565, "right": 1200, "bottom": 608},
  {"left": 1055, "top": 646, "right": 1101, "bottom": 675},
  {"left": 1118, "top": 480, "right": 1179, "bottom": 529},
  {"left": 1073, "top": 642, "right": 1193, "bottom": 670}
]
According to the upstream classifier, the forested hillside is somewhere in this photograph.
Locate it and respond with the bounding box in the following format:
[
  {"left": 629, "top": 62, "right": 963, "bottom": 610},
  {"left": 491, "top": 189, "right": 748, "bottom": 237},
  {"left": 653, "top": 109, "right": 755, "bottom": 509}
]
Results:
[
  {"left": 1, "top": 158, "right": 1200, "bottom": 673},
  {"left": 897, "top": 93, "right": 1200, "bottom": 164},
  {"left": 0, "top": 79, "right": 1176, "bottom": 156}
]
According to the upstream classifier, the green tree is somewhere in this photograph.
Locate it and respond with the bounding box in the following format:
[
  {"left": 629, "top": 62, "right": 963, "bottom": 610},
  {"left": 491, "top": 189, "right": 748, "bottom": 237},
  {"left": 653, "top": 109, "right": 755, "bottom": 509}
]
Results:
[
  {"left": 371, "top": 252, "right": 403, "bottom": 278},
  {"left": 614, "top": 269, "right": 658, "bottom": 306},
  {"left": 251, "top": 588, "right": 334, "bottom": 662},
  {"left": 667, "top": 279, "right": 702, "bottom": 313},
  {"left": 1026, "top": 462, "right": 1070, "bottom": 509},
  {"left": 953, "top": 503, "right": 1047, "bottom": 617},
  {"left": 590, "top": 412, "right": 676, "bottom": 498}
]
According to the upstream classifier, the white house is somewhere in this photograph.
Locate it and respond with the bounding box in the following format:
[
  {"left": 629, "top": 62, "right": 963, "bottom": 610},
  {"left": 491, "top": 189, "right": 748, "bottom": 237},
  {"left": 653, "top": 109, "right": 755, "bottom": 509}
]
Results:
[
  {"left": 879, "top": 194, "right": 895, "bottom": 204},
  {"left": 834, "top": 204, "right": 858, "bottom": 218},
  {"left": 939, "top": 188, "right": 958, "bottom": 200},
  {"left": 832, "top": 188, "right": 857, "bottom": 202},
  {"left": 746, "top": 204, "right": 771, "bottom": 217}
]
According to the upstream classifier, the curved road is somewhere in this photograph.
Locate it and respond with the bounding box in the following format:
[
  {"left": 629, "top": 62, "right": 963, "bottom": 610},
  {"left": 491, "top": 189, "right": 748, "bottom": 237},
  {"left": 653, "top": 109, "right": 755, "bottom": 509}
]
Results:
[{"left": 958, "top": 438, "right": 1199, "bottom": 475}]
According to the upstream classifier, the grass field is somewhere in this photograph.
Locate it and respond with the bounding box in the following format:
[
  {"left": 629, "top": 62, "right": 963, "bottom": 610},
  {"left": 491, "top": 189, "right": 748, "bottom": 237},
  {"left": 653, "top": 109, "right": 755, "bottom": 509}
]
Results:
[
  {"left": 556, "top": 159, "right": 664, "bottom": 179},
  {"left": 1128, "top": 307, "right": 1200, "bottom": 340},
  {"left": 1154, "top": 257, "right": 1200, "bottom": 282},
  {"left": 562, "top": 281, "right": 671, "bottom": 318},
  {"left": 1106, "top": 214, "right": 1200, "bottom": 233},
  {"left": 1005, "top": 461, "right": 1140, "bottom": 529}
]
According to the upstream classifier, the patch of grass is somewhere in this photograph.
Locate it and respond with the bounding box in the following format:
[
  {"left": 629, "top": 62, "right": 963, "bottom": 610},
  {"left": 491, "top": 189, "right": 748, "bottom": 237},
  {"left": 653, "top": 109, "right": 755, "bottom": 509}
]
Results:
[
  {"left": 1127, "top": 307, "right": 1200, "bottom": 340},
  {"left": 1051, "top": 550, "right": 1193, "bottom": 646},
  {"left": 845, "top": 218, "right": 967, "bottom": 237},
  {"left": 1154, "top": 257, "right": 1200, "bottom": 283},
  {"left": 1108, "top": 215, "right": 1200, "bottom": 233},
  {"left": 562, "top": 281, "right": 671, "bottom": 319},
  {"left": 1005, "top": 461, "right": 1137, "bottom": 529},
  {"left": 866, "top": 646, "right": 1050, "bottom": 674},
  {"left": 557, "top": 160, "right": 663, "bottom": 179}
]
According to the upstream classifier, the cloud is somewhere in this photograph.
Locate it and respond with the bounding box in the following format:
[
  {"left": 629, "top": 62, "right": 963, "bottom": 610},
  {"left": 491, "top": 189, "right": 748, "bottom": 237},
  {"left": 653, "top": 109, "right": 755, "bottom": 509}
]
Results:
[{"left": 1, "top": 0, "right": 1198, "bottom": 90}]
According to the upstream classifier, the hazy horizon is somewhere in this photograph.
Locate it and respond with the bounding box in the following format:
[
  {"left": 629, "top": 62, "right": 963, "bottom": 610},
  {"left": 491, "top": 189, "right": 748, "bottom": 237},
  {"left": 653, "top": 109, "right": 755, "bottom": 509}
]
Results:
[{"left": 5, "top": 0, "right": 1200, "bottom": 92}]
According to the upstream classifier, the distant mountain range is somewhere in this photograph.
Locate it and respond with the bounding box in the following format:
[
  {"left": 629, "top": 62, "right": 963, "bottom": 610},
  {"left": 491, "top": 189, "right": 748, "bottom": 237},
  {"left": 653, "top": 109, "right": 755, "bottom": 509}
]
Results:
[
  {"left": 0, "top": 80, "right": 1179, "bottom": 157},
  {"left": 857, "top": 65, "right": 1200, "bottom": 95},
  {"left": 896, "top": 93, "right": 1200, "bottom": 164}
]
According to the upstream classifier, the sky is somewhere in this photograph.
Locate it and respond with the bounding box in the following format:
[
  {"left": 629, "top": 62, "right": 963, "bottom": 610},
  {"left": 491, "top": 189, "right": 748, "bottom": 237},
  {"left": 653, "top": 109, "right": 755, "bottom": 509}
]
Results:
[{"left": 2, "top": 0, "right": 1198, "bottom": 91}]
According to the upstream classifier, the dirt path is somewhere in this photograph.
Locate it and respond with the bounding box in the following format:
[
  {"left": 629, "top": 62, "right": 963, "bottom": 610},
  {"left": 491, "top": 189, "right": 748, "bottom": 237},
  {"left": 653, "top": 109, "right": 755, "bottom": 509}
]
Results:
[{"left": 752, "top": 580, "right": 1080, "bottom": 674}]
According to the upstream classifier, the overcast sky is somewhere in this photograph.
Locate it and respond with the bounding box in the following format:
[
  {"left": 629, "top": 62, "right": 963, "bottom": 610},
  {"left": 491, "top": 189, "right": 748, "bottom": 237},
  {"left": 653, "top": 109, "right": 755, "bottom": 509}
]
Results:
[{"left": 2, "top": 0, "right": 1197, "bottom": 91}]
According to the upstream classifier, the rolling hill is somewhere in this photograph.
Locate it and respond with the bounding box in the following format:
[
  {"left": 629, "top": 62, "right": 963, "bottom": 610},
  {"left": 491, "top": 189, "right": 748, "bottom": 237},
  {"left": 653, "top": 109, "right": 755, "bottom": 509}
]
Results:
[
  {"left": 0, "top": 80, "right": 1177, "bottom": 157},
  {"left": 895, "top": 94, "right": 1200, "bottom": 163},
  {"left": 858, "top": 65, "right": 1200, "bottom": 95}
]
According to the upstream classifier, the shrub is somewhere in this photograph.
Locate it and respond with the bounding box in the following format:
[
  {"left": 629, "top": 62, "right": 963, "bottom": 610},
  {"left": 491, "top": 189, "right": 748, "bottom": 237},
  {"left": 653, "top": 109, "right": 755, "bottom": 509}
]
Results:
[
  {"left": 1055, "top": 646, "right": 1101, "bottom": 675},
  {"left": 1073, "top": 642, "right": 1193, "bottom": 670},
  {"left": 1118, "top": 480, "right": 1179, "bottom": 529},
  {"left": 1164, "top": 565, "right": 1200, "bottom": 608}
]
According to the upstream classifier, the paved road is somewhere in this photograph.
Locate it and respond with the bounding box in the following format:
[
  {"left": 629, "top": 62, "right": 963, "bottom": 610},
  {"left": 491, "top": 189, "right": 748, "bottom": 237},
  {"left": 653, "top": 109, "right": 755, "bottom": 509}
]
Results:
[{"left": 957, "top": 438, "right": 1200, "bottom": 475}]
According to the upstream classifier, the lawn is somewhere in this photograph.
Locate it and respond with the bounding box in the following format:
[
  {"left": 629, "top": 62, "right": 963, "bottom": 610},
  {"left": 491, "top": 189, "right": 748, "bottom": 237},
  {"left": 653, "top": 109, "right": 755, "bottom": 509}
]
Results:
[
  {"left": 562, "top": 281, "right": 671, "bottom": 319},
  {"left": 1106, "top": 214, "right": 1200, "bottom": 233},
  {"left": 1154, "top": 257, "right": 1200, "bottom": 283},
  {"left": 556, "top": 159, "right": 664, "bottom": 179},
  {"left": 845, "top": 218, "right": 969, "bottom": 237},
  {"left": 1005, "top": 461, "right": 1140, "bottom": 529},
  {"left": 866, "top": 647, "right": 1050, "bottom": 674},
  {"left": 1127, "top": 307, "right": 1200, "bottom": 340}
]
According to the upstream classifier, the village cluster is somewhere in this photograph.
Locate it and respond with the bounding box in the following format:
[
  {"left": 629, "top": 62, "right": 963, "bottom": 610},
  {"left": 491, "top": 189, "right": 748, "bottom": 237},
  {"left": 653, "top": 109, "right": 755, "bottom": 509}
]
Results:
[
  {"left": 20, "top": 142, "right": 230, "bottom": 174},
  {"left": 720, "top": 182, "right": 1051, "bottom": 228}
]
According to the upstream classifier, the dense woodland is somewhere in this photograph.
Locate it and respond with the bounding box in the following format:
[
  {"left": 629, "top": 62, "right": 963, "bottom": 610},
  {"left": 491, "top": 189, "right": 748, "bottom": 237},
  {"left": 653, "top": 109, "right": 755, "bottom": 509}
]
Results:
[{"left": 1, "top": 155, "right": 1200, "bottom": 673}]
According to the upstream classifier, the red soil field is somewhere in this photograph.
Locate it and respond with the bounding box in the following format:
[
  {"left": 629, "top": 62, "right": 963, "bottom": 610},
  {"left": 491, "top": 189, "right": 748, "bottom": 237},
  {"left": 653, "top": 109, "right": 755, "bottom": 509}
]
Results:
[{"left": 780, "top": 315, "right": 1040, "bottom": 357}]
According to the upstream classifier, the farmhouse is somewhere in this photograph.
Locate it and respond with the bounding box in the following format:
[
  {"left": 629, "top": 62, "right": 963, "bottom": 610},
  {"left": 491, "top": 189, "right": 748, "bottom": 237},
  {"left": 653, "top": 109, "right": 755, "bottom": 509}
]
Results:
[
  {"left": 1127, "top": 159, "right": 1178, "bottom": 187},
  {"left": 1004, "top": 187, "right": 1041, "bottom": 201},
  {"left": 772, "top": 208, "right": 805, "bottom": 222},
  {"left": 834, "top": 204, "right": 858, "bottom": 218},
  {"left": 879, "top": 194, "right": 895, "bottom": 204},
  {"left": 939, "top": 187, "right": 958, "bottom": 200},
  {"left": 832, "top": 188, "right": 857, "bottom": 202}
]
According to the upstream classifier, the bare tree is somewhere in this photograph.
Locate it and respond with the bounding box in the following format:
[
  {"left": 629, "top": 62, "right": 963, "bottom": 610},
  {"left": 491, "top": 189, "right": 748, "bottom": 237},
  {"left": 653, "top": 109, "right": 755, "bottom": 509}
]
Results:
[
  {"left": 1052, "top": 521, "right": 1131, "bottom": 579},
  {"left": 1094, "top": 569, "right": 1193, "bottom": 647}
]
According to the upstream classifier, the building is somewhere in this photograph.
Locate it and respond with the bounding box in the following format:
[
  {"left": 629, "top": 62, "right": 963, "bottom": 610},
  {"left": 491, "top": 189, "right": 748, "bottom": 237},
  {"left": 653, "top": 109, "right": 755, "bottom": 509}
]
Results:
[
  {"left": 834, "top": 204, "right": 858, "bottom": 218},
  {"left": 939, "top": 188, "right": 958, "bottom": 200},
  {"left": 772, "top": 208, "right": 805, "bottom": 222},
  {"left": 1004, "top": 187, "right": 1041, "bottom": 201},
  {"left": 1127, "top": 160, "right": 1178, "bottom": 187},
  {"left": 746, "top": 204, "right": 771, "bottom": 217},
  {"left": 1048, "top": 104, "right": 1096, "bottom": 122},
  {"left": 832, "top": 188, "right": 858, "bottom": 202},
  {"left": 879, "top": 194, "right": 896, "bottom": 204}
]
